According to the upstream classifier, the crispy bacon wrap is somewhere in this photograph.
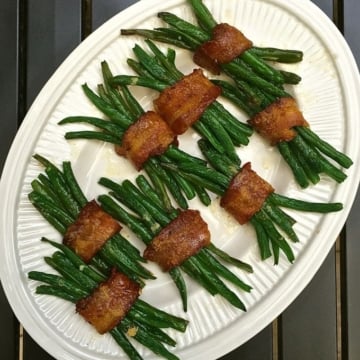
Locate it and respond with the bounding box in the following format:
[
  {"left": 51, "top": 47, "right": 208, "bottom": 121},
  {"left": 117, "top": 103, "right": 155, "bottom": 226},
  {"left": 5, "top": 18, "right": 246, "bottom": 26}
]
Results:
[
  {"left": 76, "top": 269, "right": 140, "bottom": 334},
  {"left": 194, "top": 23, "right": 253, "bottom": 74},
  {"left": 220, "top": 163, "right": 274, "bottom": 224},
  {"left": 63, "top": 200, "right": 121, "bottom": 263},
  {"left": 154, "top": 69, "right": 221, "bottom": 134},
  {"left": 115, "top": 111, "right": 175, "bottom": 170},
  {"left": 248, "top": 97, "right": 309, "bottom": 145},
  {"left": 144, "top": 209, "right": 211, "bottom": 271}
]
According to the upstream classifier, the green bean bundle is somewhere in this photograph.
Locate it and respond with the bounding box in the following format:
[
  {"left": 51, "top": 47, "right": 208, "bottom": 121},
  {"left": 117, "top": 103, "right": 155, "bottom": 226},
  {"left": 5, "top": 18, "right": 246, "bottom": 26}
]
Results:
[
  {"left": 110, "top": 39, "right": 253, "bottom": 163},
  {"left": 97, "top": 174, "right": 253, "bottom": 312},
  {"left": 29, "top": 238, "right": 188, "bottom": 360},
  {"left": 28, "top": 154, "right": 154, "bottom": 286},
  {"left": 149, "top": 138, "right": 343, "bottom": 264},
  {"left": 121, "top": 2, "right": 303, "bottom": 86},
  {"left": 120, "top": 0, "right": 353, "bottom": 188},
  {"left": 59, "top": 61, "right": 213, "bottom": 210}
]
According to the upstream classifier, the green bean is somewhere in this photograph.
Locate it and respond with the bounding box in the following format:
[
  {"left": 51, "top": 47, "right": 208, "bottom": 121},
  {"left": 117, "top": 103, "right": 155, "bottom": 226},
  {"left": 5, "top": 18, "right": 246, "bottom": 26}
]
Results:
[
  {"left": 180, "top": 258, "right": 218, "bottom": 296},
  {"left": 63, "top": 131, "right": 121, "bottom": 144},
  {"left": 35, "top": 285, "right": 80, "bottom": 303},
  {"left": 198, "top": 138, "right": 239, "bottom": 178},
  {"left": 269, "top": 193, "right": 343, "bottom": 213},
  {"left": 187, "top": 255, "right": 247, "bottom": 310},
  {"left": 132, "top": 44, "right": 175, "bottom": 84},
  {"left": 100, "top": 241, "right": 155, "bottom": 282},
  {"left": 239, "top": 51, "right": 284, "bottom": 85},
  {"left": 28, "top": 271, "right": 88, "bottom": 299},
  {"left": 161, "top": 162, "right": 225, "bottom": 196},
  {"left": 193, "top": 184, "right": 212, "bottom": 206},
  {"left": 44, "top": 256, "right": 91, "bottom": 293},
  {"left": 145, "top": 158, "right": 189, "bottom": 210},
  {"left": 41, "top": 237, "right": 106, "bottom": 282},
  {"left": 262, "top": 202, "right": 299, "bottom": 243},
  {"left": 82, "top": 83, "right": 133, "bottom": 129},
  {"left": 110, "top": 328, "right": 143, "bottom": 360},
  {"left": 169, "top": 267, "right": 188, "bottom": 312},
  {"left": 197, "top": 250, "right": 252, "bottom": 292},
  {"left": 28, "top": 191, "right": 74, "bottom": 228},
  {"left": 159, "top": 158, "right": 197, "bottom": 201},
  {"left": 112, "top": 233, "right": 145, "bottom": 263},
  {"left": 277, "top": 141, "right": 309, "bottom": 188},
  {"left": 158, "top": 11, "right": 209, "bottom": 43},
  {"left": 250, "top": 217, "right": 272, "bottom": 260},
  {"left": 62, "top": 161, "right": 88, "bottom": 208},
  {"left": 120, "top": 85, "right": 144, "bottom": 120},
  {"left": 59, "top": 116, "right": 124, "bottom": 137},
  {"left": 206, "top": 244, "right": 253, "bottom": 273},
  {"left": 100, "top": 178, "right": 161, "bottom": 232},
  {"left": 135, "top": 175, "right": 165, "bottom": 209},
  {"left": 133, "top": 299, "right": 189, "bottom": 332},
  {"left": 249, "top": 47, "right": 303, "bottom": 64},
  {"left": 98, "top": 194, "right": 153, "bottom": 244},
  {"left": 143, "top": 162, "right": 173, "bottom": 212},
  {"left": 119, "top": 318, "right": 180, "bottom": 360},
  {"left": 145, "top": 39, "right": 183, "bottom": 81},
  {"left": 121, "top": 28, "right": 196, "bottom": 50},
  {"left": 253, "top": 210, "right": 295, "bottom": 264},
  {"left": 45, "top": 166, "right": 81, "bottom": 218},
  {"left": 125, "top": 317, "right": 177, "bottom": 347},
  {"left": 296, "top": 126, "right": 353, "bottom": 168}
]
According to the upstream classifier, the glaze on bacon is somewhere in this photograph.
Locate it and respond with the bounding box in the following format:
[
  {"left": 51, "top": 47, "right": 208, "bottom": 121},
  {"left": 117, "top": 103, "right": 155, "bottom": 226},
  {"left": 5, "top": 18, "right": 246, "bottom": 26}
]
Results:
[
  {"left": 153, "top": 69, "right": 221, "bottom": 134},
  {"left": 76, "top": 269, "right": 140, "bottom": 334},
  {"left": 193, "top": 23, "right": 253, "bottom": 75},
  {"left": 143, "top": 209, "right": 211, "bottom": 271},
  {"left": 248, "top": 97, "right": 309, "bottom": 145},
  {"left": 63, "top": 200, "right": 121, "bottom": 263},
  {"left": 220, "top": 163, "right": 274, "bottom": 224},
  {"left": 115, "top": 111, "right": 175, "bottom": 170}
]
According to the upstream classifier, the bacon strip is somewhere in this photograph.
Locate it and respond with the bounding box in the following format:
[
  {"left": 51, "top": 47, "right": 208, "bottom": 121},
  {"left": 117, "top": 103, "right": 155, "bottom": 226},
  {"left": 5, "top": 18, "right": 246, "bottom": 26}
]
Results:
[
  {"left": 220, "top": 163, "right": 274, "bottom": 224},
  {"left": 115, "top": 111, "right": 175, "bottom": 170},
  {"left": 154, "top": 69, "right": 221, "bottom": 134},
  {"left": 194, "top": 23, "right": 253, "bottom": 75},
  {"left": 76, "top": 269, "right": 140, "bottom": 334},
  {"left": 144, "top": 209, "right": 211, "bottom": 271},
  {"left": 63, "top": 200, "right": 121, "bottom": 263},
  {"left": 248, "top": 97, "right": 309, "bottom": 145}
]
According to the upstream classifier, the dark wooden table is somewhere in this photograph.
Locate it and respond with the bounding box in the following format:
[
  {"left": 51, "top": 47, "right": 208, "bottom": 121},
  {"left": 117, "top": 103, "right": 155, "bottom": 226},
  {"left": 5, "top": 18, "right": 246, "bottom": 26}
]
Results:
[{"left": 1, "top": 1, "right": 359, "bottom": 359}]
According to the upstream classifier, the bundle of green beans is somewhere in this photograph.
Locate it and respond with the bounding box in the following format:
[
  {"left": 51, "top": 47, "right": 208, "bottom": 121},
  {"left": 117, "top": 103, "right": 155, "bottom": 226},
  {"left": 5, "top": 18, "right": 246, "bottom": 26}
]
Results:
[
  {"left": 121, "top": 2, "right": 303, "bottom": 86},
  {"left": 110, "top": 39, "right": 253, "bottom": 163},
  {"left": 28, "top": 237, "right": 189, "bottom": 360},
  {"left": 28, "top": 154, "right": 154, "bottom": 287},
  {"left": 150, "top": 138, "right": 343, "bottom": 264},
  {"left": 58, "top": 61, "right": 215, "bottom": 210},
  {"left": 120, "top": 0, "right": 353, "bottom": 188},
  {"left": 97, "top": 173, "right": 253, "bottom": 312}
]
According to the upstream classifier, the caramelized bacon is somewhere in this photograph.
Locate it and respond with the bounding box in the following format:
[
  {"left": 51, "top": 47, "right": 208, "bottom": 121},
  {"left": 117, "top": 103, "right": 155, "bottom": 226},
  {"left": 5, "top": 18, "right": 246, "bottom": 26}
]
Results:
[
  {"left": 248, "top": 97, "right": 309, "bottom": 145},
  {"left": 144, "top": 209, "right": 211, "bottom": 271},
  {"left": 154, "top": 69, "right": 221, "bottom": 134},
  {"left": 220, "top": 163, "right": 274, "bottom": 224},
  {"left": 63, "top": 200, "right": 121, "bottom": 263},
  {"left": 115, "top": 111, "right": 175, "bottom": 170},
  {"left": 76, "top": 269, "right": 140, "bottom": 334},
  {"left": 194, "top": 23, "right": 253, "bottom": 74}
]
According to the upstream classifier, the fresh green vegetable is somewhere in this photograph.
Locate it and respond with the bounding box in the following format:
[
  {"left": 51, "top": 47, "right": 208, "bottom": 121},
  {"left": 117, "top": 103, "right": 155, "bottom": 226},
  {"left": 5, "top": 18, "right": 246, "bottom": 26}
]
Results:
[
  {"left": 58, "top": 61, "right": 213, "bottom": 208},
  {"left": 29, "top": 239, "right": 188, "bottom": 360},
  {"left": 120, "top": 0, "right": 352, "bottom": 187},
  {"left": 98, "top": 175, "right": 253, "bottom": 312},
  {"left": 28, "top": 156, "right": 153, "bottom": 285}
]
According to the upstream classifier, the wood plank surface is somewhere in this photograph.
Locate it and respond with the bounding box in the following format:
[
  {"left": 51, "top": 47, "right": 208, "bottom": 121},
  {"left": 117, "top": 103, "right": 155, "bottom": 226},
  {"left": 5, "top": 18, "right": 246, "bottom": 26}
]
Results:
[{"left": 22, "top": 0, "right": 82, "bottom": 358}]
